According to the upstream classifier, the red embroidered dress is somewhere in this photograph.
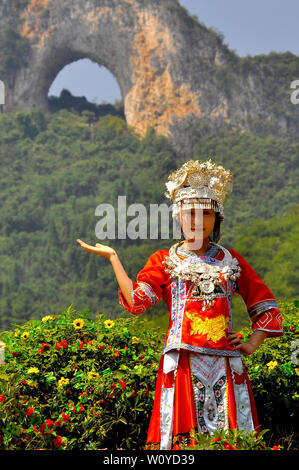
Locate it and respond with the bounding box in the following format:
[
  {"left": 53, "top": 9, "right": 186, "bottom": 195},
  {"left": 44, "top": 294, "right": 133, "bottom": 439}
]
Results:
[{"left": 119, "top": 243, "right": 283, "bottom": 450}]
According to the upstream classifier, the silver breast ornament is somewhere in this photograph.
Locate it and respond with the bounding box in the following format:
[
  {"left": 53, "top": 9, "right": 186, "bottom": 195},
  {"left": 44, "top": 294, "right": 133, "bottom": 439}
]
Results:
[{"left": 162, "top": 243, "right": 241, "bottom": 309}]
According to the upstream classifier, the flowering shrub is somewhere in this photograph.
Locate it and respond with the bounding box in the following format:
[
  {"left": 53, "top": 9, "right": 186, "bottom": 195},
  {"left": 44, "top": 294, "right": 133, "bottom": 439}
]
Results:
[
  {"left": 0, "top": 306, "right": 163, "bottom": 450},
  {"left": 0, "top": 301, "right": 297, "bottom": 450},
  {"left": 240, "top": 301, "right": 298, "bottom": 449},
  {"left": 181, "top": 429, "right": 279, "bottom": 450}
]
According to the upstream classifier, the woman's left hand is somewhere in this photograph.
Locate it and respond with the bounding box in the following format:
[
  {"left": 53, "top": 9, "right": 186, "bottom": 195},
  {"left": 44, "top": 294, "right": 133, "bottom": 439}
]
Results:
[{"left": 227, "top": 330, "right": 267, "bottom": 355}]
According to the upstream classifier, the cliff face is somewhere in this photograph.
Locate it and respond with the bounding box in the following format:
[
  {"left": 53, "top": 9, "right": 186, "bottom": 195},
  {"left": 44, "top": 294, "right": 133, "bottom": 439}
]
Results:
[{"left": 1, "top": 0, "right": 298, "bottom": 150}]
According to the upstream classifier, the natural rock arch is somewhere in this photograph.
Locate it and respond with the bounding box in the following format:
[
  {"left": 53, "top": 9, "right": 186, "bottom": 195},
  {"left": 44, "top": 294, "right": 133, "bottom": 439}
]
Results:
[{"left": 0, "top": 0, "right": 298, "bottom": 150}]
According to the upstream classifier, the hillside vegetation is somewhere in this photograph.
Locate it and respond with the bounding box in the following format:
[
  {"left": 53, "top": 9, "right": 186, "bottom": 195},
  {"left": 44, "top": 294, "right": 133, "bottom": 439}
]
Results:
[{"left": 0, "top": 101, "right": 298, "bottom": 330}]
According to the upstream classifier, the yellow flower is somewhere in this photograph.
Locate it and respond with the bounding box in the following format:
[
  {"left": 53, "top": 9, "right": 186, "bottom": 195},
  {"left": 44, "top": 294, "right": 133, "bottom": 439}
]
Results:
[
  {"left": 295, "top": 368, "right": 299, "bottom": 376},
  {"left": 266, "top": 361, "right": 278, "bottom": 370},
  {"left": 21, "top": 331, "right": 30, "bottom": 340},
  {"left": 73, "top": 318, "right": 84, "bottom": 329},
  {"left": 42, "top": 315, "right": 54, "bottom": 322},
  {"left": 88, "top": 371, "right": 99, "bottom": 379},
  {"left": 28, "top": 367, "right": 39, "bottom": 374},
  {"left": 132, "top": 336, "right": 140, "bottom": 344},
  {"left": 104, "top": 320, "right": 115, "bottom": 329},
  {"left": 58, "top": 377, "right": 69, "bottom": 388}
]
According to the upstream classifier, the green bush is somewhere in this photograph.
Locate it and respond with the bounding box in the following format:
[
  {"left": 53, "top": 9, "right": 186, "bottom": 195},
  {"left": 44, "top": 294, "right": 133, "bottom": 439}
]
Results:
[
  {"left": 181, "top": 429, "right": 277, "bottom": 451},
  {"left": 0, "top": 302, "right": 297, "bottom": 450},
  {"left": 0, "top": 306, "right": 163, "bottom": 450},
  {"left": 240, "top": 301, "right": 299, "bottom": 449}
]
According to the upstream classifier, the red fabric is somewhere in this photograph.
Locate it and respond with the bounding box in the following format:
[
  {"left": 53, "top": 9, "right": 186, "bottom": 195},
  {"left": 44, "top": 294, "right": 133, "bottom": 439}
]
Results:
[
  {"left": 146, "top": 356, "right": 163, "bottom": 445},
  {"left": 118, "top": 250, "right": 169, "bottom": 315},
  {"left": 225, "top": 357, "right": 238, "bottom": 430},
  {"left": 119, "top": 247, "right": 283, "bottom": 346},
  {"left": 145, "top": 351, "right": 260, "bottom": 449},
  {"left": 243, "top": 364, "right": 260, "bottom": 434},
  {"left": 146, "top": 350, "right": 198, "bottom": 449},
  {"left": 173, "top": 350, "right": 198, "bottom": 437},
  {"left": 252, "top": 308, "right": 283, "bottom": 337}
]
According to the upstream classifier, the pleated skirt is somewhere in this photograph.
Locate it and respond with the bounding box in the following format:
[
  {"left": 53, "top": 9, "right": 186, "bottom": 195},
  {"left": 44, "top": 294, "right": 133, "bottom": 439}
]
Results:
[{"left": 145, "top": 349, "right": 259, "bottom": 450}]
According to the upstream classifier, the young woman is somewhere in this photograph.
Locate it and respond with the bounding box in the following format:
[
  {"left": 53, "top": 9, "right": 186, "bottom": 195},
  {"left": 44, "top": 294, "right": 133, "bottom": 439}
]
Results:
[{"left": 77, "top": 159, "right": 283, "bottom": 450}]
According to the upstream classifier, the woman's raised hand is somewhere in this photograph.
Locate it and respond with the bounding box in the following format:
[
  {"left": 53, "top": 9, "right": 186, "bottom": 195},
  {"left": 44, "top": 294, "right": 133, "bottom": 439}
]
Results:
[{"left": 76, "top": 239, "right": 116, "bottom": 261}]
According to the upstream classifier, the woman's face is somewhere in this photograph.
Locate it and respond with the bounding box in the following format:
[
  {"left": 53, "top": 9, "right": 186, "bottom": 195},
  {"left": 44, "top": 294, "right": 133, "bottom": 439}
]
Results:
[{"left": 179, "top": 205, "right": 216, "bottom": 247}]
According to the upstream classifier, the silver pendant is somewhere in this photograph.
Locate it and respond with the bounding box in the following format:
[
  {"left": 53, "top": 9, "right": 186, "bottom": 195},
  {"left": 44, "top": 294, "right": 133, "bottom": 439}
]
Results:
[{"left": 200, "top": 280, "right": 215, "bottom": 294}]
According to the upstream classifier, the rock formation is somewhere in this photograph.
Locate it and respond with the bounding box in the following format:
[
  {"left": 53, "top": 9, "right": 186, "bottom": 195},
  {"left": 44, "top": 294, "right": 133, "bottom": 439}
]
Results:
[{"left": 0, "top": 0, "right": 298, "bottom": 151}]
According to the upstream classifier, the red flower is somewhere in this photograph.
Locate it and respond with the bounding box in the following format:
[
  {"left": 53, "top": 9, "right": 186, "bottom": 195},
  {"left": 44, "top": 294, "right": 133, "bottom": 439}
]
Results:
[
  {"left": 138, "top": 355, "right": 145, "bottom": 360},
  {"left": 131, "top": 391, "right": 136, "bottom": 398},
  {"left": 55, "top": 343, "right": 61, "bottom": 351},
  {"left": 78, "top": 404, "right": 84, "bottom": 413},
  {"left": 55, "top": 419, "right": 62, "bottom": 427},
  {"left": 32, "top": 425, "right": 38, "bottom": 432},
  {"left": 223, "top": 441, "right": 237, "bottom": 450},
  {"left": 61, "top": 413, "right": 70, "bottom": 423},
  {"left": 0, "top": 393, "right": 5, "bottom": 402},
  {"left": 46, "top": 419, "right": 54, "bottom": 429},
  {"left": 61, "top": 339, "right": 68, "bottom": 349},
  {"left": 12, "top": 351, "right": 18, "bottom": 357},
  {"left": 53, "top": 435, "right": 63, "bottom": 448},
  {"left": 26, "top": 406, "right": 34, "bottom": 417},
  {"left": 79, "top": 340, "right": 84, "bottom": 349},
  {"left": 86, "top": 340, "right": 93, "bottom": 345},
  {"left": 38, "top": 347, "right": 44, "bottom": 354},
  {"left": 113, "top": 350, "right": 120, "bottom": 359},
  {"left": 99, "top": 344, "right": 106, "bottom": 350},
  {"left": 236, "top": 333, "right": 244, "bottom": 339},
  {"left": 119, "top": 379, "right": 126, "bottom": 390},
  {"left": 272, "top": 445, "right": 281, "bottom": 450},
  {"left": 39, "top": 423, "right": 46, "bottom": 435},
  {"left": 41, "top": 343, "right": 50, "bottom": 350},
  {"left": 212, "top": 437, "right": 223, "bottom": 443}
]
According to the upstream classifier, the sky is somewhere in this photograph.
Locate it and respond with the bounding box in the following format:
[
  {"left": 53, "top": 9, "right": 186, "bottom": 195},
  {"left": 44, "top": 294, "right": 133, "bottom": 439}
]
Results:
[{"left": 49, "top": 0, "right": 299, "bottom": 104}]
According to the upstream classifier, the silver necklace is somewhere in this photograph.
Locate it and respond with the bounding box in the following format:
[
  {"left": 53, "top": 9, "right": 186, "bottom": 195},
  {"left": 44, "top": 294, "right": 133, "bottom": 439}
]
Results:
[{"left": 163, "top": 242, "right": 241, "bottom": 309}]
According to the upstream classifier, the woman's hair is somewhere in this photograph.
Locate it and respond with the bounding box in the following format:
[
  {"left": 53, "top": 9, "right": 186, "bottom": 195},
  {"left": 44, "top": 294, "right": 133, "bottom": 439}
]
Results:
[{"left": 209, "top": 212, "right": 222, "bottom": 243}]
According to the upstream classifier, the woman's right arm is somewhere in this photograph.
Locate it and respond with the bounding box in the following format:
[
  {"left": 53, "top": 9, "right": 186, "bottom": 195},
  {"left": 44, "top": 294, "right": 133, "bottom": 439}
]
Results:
[{"left": 77, "top": 239, "right": 132, "bottom": 308}]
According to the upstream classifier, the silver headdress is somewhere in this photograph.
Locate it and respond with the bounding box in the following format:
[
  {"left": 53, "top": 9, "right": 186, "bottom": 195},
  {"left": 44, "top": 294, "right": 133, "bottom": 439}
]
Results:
[{"left": 165, "top": 159, "right": 233, "bottom": 220}]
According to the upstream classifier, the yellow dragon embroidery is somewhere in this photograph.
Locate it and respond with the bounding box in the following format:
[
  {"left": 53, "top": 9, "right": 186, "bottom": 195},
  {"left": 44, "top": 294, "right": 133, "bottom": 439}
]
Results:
[{"left": 185, "top": 311, "right": 229, "bottom": 343}]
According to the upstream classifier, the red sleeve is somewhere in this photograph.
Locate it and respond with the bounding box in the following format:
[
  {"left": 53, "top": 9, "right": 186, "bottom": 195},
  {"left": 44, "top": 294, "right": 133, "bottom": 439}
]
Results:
[
  {"left": 229, "top": 249, "right": 283, "bottom": 337},
  {"left": 118, "top": 250, "right": 168, "bottom": 315}
]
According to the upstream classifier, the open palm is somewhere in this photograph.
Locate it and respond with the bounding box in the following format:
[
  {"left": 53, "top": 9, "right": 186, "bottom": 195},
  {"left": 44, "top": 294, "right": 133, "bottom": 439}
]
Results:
[{"left": 76, "top": 239, "right": 116, "bottom": 260}]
